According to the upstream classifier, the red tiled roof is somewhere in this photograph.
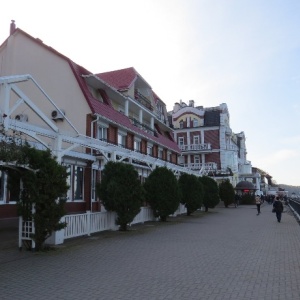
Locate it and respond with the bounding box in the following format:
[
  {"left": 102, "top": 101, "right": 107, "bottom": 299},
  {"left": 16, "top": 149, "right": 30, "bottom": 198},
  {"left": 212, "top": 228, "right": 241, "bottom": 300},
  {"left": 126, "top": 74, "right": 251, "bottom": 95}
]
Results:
[
  {"left": 69, "top": 63, "right": 180, "bottom": 152},
  {"left": 97, "top": 67, "right": 137, "bottom": 90}
]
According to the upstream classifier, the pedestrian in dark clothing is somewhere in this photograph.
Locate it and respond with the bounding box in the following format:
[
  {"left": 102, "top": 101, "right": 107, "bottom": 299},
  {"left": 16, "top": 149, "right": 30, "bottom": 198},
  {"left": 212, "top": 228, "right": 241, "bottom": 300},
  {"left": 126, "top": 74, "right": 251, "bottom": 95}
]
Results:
[
  {"left": 273, "top": 196, "right": 284, "bottom": 223},
  {"left": 255, "top": 195, "right": 261, "bottom": 215},
  {"left": 234, "top": 194, "right": 240, "bottom": 207}
]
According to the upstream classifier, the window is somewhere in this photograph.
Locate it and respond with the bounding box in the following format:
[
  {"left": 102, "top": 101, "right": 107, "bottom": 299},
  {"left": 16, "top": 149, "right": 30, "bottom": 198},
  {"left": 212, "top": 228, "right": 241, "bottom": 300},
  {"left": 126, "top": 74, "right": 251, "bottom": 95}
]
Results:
[
  {"left": 179, "top": 120, "right": 184, "bottom": 129},
  {"left": 118, "top": 134, "right": 126, "bottom": 148},
  {"left": 74, "top": 167, "right": 84, "bottom": 200},
  {"left": 194, "top": 155, "right": 200, "bottom": 164},
  {"left": 98, "top": 126, "right": 107, "bottom": 141},
  {"left": 147, "top": 145, "right": 153, "bottom": 156},
  {"left": 193, "top": 119, "right": 198, "bottom": 127},
  {"left": 193, "top": 135, "right": 200, "bottom": 144},
  {"left": 134, "top": 139, "right": 141, "bottom": 152},
  {"left": 167, "top": 152, "right": 171, "bottom": 161},
  {"left": 0, "top": 169, "right": 19, "bottom": 204},
  {"left": 178, "top": 137, "right": 184, "bottom": 146},
  {"left": 65, "top": 164, "right": 85, "bottom": 201},
  {"left": 158, "top": 149, "right": 163, "bottom": 159}
]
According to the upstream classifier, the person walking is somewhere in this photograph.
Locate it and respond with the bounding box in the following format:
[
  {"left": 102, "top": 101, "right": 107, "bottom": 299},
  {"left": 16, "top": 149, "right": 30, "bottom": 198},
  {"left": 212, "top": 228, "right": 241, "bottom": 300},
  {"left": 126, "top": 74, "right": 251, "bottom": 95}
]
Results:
[
  {"left": 255, "top": 195, "right": 261, "bottom": 215},
  {"left": 273, "top": 196, "right": 284, "bottom": 222}
]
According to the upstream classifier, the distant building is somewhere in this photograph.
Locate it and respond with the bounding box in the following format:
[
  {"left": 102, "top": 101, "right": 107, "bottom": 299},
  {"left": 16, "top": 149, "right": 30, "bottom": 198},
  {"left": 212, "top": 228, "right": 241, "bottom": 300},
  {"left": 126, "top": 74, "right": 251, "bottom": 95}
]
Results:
[{"left": 169, "top": 100, "right": 252, "bottom": 186}]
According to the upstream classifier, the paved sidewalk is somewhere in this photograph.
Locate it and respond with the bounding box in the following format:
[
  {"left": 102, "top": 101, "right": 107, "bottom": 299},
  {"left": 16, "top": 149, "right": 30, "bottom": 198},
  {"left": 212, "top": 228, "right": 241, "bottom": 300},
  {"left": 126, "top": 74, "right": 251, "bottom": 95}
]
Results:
[{"left": 1, "top": 203, "right": 300, "bottom": 300}]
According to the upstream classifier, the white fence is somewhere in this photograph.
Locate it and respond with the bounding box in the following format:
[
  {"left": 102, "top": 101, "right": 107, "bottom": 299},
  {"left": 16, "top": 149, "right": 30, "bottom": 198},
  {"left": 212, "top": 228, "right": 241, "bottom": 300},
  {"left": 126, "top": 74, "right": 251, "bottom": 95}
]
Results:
[
  {"left": 19, "top": 204, "right": 188, "bottom": 247},
  {"left": 63, "top": 206, "right": 157, "bottom": 241},
  {"left": 40, "top": 204, "right": 188, "bottom": 246}
]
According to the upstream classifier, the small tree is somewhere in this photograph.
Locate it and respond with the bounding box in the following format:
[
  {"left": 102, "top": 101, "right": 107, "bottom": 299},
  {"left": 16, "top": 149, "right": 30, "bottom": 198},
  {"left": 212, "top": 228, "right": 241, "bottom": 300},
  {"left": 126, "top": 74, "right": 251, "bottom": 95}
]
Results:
[
  {"left": 179, "top": 173, "right": 204, "bottom": 215},
  {"left": 219, "top": 179, "right": 235, "bottom": 208},
  {"left": 199, "top": 176, "right": 220, "bottom": 212},
  {"left": 97, "top": 161, "right": 143, "bottom": 231},
  {"left": 16, "top": 145, "right": 69, "bottom": 251},
  {"left": 144, "top": 166, "right": 180, "bottom": 221}
]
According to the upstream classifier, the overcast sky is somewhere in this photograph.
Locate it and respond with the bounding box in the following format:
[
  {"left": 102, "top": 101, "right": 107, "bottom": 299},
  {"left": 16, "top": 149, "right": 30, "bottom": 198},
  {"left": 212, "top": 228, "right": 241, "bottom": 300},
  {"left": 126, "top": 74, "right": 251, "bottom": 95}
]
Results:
[{"left": 1, "top": 0, "right": 300, "bottom": 186}]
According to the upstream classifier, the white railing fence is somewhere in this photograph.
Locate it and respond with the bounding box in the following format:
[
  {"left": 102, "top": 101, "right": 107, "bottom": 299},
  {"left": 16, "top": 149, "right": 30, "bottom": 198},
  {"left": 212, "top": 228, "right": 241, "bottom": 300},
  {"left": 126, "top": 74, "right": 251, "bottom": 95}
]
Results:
[
  {"left": 172, "top": 203, "right": 187, "bottom": 216},
  {"left": 64, "top": 211, "right": 118, "bottom": 239},
  {"left": 26, "top": 205, "right": 188, "bottom": 247},
  {"left": 63, "top": 206, "right": 156, "bottom": 241},
  {"left": 130, "top": 207, "right": 155, "bottom": 225}
]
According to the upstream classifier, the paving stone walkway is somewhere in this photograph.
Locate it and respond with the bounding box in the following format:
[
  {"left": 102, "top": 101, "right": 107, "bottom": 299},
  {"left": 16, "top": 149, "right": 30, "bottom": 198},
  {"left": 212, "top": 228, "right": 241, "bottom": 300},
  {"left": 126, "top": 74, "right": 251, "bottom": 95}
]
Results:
[{"left": 1, "top": 202, "right": 300, "bottom": 300}]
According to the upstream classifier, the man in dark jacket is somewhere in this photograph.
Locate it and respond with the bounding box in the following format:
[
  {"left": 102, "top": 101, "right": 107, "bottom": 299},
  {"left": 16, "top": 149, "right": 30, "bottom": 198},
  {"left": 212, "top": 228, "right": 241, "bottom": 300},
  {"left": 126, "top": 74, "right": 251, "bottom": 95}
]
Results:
[{"left": 273, "top": 196, "right": 284, "bottom": 223}]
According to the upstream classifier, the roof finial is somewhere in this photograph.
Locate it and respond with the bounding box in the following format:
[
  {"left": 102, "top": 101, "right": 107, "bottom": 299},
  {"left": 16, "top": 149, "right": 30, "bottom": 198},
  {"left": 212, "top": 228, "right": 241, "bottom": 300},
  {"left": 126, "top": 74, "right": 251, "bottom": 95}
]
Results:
[{"left": 10, "top": 20, "right": 16, "bottom": 35}]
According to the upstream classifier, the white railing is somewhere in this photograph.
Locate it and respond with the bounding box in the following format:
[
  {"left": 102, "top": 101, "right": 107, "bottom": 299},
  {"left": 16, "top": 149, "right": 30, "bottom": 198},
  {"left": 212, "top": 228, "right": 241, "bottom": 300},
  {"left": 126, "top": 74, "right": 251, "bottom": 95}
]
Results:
[
  {"left": 179, "top": 143, "right": 211, "bottom": 151},
  {"left": 64, "top": 207, "right": 155, "bottom": 240},
  {"left": 18, "top": 216, "right": 36, "bottom": 250},
  {"left": 172, "top": 203, "right": 187, "bottom": 216},
  {"left": 64, "top": 211, "right": 118, "bottom": 239},
  {"left": 182, "top": 162, "right": 217, "bottom": 171},
  {"left": 130, "top": 207, "right": 155, "bottom": 225},
  {"left": 49, "top": 205, "right": 187, "bottom": 244}
]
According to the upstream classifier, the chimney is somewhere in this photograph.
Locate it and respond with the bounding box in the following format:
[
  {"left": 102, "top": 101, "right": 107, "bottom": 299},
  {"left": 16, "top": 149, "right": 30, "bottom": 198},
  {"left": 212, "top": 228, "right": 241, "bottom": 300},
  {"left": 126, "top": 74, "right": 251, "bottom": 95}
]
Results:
[
  {"left": 10, "top": 20, "right": 16, "bottom": 35},
  {"left": 189, "top": 100, "right": 194, "bottom": 107}
]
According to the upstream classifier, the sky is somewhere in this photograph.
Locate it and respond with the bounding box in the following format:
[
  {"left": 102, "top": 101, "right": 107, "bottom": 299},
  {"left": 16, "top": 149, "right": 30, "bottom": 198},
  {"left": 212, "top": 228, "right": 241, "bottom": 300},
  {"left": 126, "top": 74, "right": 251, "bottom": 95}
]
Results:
[{"left": 1, "top": 0, "right": 300, "bottom": 186}]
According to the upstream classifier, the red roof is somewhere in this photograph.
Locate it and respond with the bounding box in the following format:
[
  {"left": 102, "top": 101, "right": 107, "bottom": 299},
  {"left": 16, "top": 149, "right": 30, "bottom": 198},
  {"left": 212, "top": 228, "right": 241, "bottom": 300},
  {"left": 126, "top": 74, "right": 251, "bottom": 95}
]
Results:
[{"left": 97, "top": 67, "right": 137, "bottom": 90}]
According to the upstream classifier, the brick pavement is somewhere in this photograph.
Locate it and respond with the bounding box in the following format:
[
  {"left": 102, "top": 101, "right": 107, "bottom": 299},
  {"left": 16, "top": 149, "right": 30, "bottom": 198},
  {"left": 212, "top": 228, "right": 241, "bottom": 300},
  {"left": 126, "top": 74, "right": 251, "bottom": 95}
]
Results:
[{"left": 1, "top": 202, "right": 300, "bottom": 300}]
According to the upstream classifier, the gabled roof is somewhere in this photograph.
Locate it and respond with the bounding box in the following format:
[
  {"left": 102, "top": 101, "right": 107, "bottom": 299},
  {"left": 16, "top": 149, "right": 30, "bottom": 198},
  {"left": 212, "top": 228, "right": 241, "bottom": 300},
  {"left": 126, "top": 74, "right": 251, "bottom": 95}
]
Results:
[
  {"left": 97, "top": 68, "right": 161, "bottom": 105},
  {"left": 97, "top": 67, "right": 137, "bottom": 90},
  {"left": 1, "top": 27, "right": 180, "bottom": 153}
]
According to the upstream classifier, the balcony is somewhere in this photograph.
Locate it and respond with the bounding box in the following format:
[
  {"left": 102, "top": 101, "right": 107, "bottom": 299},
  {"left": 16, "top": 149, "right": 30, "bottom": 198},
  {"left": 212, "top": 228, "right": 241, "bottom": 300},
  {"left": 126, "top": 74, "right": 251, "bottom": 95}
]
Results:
[
  {"left": 129, "top": 117, "right": 155, "bottom": 136},
  {"left": 181, "top": 162, "right": 217, "bottom": 171},
  {"left": 134, "top": 90, "right": 153, "bottom": 111},
  {"left": 179, "top": 143, "right": 211, "bottom": 152}
]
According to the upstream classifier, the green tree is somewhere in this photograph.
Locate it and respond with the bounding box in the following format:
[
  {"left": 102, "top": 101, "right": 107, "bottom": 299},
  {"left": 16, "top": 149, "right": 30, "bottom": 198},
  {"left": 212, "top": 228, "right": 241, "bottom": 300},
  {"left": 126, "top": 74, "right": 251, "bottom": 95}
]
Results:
[
  {"left": 219, "top": 179, "right": 235, "bottom": 208},
  {"left": 199, "top": 176, "right": 220, "bottom": 212},
  {"left": 179, "top": 173, "right": 204, "bottom": 216},
  {"left": 144, "top": 166, "right": 180, "bottom": 221},
  {"left": 97, "top": 161, "right": 143, "bottom": 231},
  {"left": 16, "top": 145, "right": 69, "bottom": 251}
]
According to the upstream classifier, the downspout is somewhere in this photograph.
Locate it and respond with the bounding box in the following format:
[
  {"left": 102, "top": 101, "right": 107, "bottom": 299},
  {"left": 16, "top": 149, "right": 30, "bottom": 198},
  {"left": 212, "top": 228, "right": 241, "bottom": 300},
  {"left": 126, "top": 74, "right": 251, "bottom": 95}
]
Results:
[
  {"left": 90, "top": 115, "right": 99, "bottom": 213},
  {"left": 91, "top": 115, "right": 99, "bottom": 139}
]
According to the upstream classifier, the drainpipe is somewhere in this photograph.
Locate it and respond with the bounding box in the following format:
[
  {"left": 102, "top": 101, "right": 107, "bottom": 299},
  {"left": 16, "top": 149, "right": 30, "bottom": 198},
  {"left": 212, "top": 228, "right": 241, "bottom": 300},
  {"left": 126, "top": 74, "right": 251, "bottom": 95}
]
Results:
[
  {"left": 91, "top": 115, "right": 99, "bottom": 139},
  {"left": 90, "top": 115, "right": 99, "bottom": 213}
]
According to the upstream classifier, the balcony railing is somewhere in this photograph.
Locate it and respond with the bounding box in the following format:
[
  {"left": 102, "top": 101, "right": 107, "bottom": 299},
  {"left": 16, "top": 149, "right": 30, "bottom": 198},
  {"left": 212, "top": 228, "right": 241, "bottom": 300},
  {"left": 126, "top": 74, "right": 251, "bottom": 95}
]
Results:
[
  {"left": 181, "top": 162, "right": 217, "bottom": 171},
  {"left": 129, "top": 117, "right": 155, "bottom": 136},
  {"left": 134, "top": 90, "right": 153, "bottom": 111},
  {"left": 179, "top": 143, "right": 211, "bottom": 152}
]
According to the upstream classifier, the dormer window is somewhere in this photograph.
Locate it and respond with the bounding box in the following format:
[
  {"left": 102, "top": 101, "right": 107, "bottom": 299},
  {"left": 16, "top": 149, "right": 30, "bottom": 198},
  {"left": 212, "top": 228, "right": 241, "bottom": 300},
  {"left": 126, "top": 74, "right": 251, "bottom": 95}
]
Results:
[
  {"left": 88, "top": 86, "right": 104, "bottom": 103},
  {"left": 179, "top": 120, "right": 184, "bottom": 129},
  {"left": 193, "top": 119, "right": 198, "bottom": 127}
]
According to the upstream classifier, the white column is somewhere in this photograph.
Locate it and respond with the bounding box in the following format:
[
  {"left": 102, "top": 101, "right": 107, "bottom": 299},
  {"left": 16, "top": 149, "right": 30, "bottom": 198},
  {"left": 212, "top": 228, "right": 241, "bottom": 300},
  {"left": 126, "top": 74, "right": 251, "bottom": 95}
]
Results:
[
  {"left": 53, "top": 136, "right": 63, "bottom": 163},
  {"left": 150, "top": 117, "right": 154, "bottom": 130},
  {"left": 187, "top": 131, "right": 191, "bottom": 146},
  {"left": 125, "top": 99, "right": 129, "bottom": 116}
]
